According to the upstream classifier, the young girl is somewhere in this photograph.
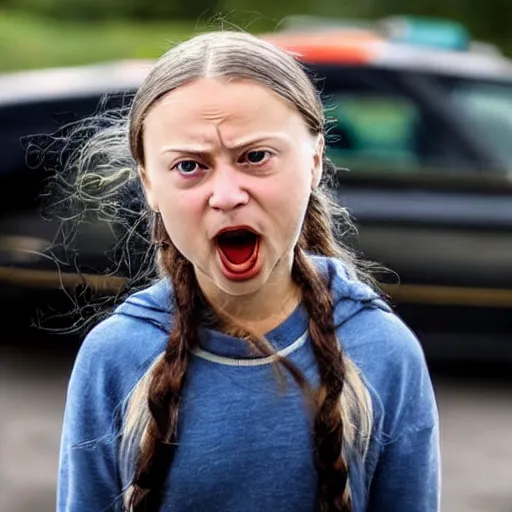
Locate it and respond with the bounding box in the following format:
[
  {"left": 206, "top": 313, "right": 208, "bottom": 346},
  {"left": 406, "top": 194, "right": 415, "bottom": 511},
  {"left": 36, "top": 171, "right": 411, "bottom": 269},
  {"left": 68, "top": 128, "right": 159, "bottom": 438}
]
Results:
[{"left": 57, "top": 31, "right": 440, "bottom": 512}]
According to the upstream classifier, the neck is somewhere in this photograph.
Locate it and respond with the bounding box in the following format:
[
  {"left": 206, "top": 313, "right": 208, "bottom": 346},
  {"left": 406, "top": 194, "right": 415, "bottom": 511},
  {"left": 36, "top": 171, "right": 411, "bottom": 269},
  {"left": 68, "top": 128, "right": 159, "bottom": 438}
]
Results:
[{"left": 198, "top": 267, "right": 302, "bottom": 336}]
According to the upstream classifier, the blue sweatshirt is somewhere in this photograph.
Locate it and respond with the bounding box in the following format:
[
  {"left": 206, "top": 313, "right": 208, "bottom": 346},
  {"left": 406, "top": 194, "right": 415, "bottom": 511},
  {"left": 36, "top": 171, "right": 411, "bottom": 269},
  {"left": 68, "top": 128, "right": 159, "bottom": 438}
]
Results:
[{"left": 57, "top": 256, "right": 440, "bottom": 512}]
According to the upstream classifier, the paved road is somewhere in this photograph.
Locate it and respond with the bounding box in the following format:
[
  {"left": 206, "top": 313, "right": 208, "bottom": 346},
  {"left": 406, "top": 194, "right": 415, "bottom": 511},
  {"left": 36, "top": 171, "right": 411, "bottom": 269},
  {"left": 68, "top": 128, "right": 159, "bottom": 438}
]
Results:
[{"left": 1, "top": 341, "right": 511, "bottom": 512}]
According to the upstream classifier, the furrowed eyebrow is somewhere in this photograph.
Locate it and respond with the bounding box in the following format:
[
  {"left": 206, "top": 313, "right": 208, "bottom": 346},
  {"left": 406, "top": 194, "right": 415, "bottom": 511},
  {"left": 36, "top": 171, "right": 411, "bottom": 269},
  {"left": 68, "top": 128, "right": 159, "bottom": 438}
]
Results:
[
  {"left": 161, "top": 133, "right": 289, "bottom": 155},
  {"left": 226, "top": 133, "right": 289, "bottom": 151},
  {"left": 161, "top": 146, "right": 211, "bottom": 156}
]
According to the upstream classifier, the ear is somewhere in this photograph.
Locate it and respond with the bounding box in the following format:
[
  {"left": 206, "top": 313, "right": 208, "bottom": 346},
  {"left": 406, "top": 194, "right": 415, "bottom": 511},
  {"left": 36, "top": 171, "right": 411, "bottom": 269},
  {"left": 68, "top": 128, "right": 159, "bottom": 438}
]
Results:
[
  {"left": 138, "top": 165, "right": 159, "bottom": 212},
  {"left": 311, "top": 135, "right": 325, "bottom": 190}
]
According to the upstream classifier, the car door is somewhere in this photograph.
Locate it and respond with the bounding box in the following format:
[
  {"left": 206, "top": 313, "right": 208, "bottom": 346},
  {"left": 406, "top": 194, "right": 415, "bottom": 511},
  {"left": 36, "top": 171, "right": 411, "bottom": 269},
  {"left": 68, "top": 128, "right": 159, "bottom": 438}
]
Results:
[
  {"left": 313, "top": 64, "right": 512, "bottom": 361},
  {"left": 0, "top": 92, "right": 133, "bottom": 276}
]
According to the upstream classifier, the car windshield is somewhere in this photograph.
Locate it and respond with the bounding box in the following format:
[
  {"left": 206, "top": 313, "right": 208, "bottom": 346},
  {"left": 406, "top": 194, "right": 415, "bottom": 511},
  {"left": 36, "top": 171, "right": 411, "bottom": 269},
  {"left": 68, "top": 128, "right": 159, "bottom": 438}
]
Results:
[{"left": 435, "top": 76, "right": 512, "bottom": 167}]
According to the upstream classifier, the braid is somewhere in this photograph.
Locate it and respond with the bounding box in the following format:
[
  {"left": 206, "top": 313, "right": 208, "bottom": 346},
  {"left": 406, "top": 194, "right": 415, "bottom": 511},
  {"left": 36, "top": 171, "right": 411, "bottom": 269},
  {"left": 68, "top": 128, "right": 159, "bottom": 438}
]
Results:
[
  {"left": 298, "top": 158, "right": 356, "bottom": 263},
  {"left": 292, "top": 247, "right": 351, "bottom": 512},
  {"left": 128, "top": 222, "right": 201, "bottom": 511},
  {"left": 299, "top": 190, "right": 339, "bottom": 257},
  {"left": 300, "top": 158, "right": 381, "bottom": 290}
]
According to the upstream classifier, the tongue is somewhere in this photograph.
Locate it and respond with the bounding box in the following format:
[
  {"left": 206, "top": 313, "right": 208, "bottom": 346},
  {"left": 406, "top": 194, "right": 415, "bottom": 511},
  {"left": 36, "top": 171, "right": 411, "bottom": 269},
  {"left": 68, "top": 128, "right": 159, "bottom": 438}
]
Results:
[{"left": 219, "top": 239, "right": 255, "bottom": 265}]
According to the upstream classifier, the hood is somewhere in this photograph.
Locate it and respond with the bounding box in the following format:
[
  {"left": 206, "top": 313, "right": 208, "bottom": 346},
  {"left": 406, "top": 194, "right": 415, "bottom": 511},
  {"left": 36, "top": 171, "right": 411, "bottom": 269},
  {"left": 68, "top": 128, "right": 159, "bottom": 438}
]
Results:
[
  {"left": 113, "top": 256, "right": 391, "bottom": 332},
  {"left": 114, "top": 277, "right": 174, "bottom": 333},
  {"left": 311, "top": 256, "right": 391, "bottom": 328}
]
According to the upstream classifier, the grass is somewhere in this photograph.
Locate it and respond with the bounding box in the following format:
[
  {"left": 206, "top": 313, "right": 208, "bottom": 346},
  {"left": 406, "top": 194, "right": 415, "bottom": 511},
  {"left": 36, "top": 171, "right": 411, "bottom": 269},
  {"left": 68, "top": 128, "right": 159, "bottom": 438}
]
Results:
[
  {"left": 0, "top": 10, "right": 203, "bottom": 72},
  {"left": 1, "top": 9, "right": 511, "bottom": 73}
]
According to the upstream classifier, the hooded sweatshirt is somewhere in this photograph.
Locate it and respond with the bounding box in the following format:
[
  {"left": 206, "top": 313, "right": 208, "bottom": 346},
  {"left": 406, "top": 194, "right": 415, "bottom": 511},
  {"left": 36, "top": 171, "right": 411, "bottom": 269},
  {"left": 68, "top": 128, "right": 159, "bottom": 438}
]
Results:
[{"left": 57, "top": 256, "right": 440, "bottom": 512}]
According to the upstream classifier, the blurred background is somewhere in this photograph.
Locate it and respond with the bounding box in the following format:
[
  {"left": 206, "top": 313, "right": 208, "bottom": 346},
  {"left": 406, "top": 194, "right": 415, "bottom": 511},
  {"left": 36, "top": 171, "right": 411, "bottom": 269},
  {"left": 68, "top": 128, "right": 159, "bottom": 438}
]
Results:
[{"left": 0, "top": 0, "right": 511, "bottom": 511}]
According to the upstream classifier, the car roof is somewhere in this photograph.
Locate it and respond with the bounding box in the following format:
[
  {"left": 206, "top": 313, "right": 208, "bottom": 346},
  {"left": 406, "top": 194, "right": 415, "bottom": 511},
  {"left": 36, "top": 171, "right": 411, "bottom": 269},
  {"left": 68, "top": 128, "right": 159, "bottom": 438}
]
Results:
[
  {"left": 262, "top": 29, "right": 512, "bottom": 79},
  {"left": 1, "top": 30, "right": 512, "bottom": 108},
  {"left": 0, "top": 59, "right": 153, "bottom": 106}
]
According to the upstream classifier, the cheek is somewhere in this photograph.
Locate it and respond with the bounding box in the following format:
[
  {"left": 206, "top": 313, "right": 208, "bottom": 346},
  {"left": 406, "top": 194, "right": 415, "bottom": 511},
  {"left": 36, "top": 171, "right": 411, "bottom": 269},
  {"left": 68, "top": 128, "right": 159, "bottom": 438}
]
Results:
[
  {"left": 158, "top": 192, "right": 205, "bottom": 249},
  {"left": 263, "top": 169, "right": 312, "bottom": 240}
]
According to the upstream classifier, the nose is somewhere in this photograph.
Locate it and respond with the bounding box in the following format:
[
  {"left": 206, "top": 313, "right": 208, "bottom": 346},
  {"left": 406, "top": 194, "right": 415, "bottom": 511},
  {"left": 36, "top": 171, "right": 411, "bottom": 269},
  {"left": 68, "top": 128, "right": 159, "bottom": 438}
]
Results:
[{"left": 207, "top": 165, "right": 249, "bottom": 212}]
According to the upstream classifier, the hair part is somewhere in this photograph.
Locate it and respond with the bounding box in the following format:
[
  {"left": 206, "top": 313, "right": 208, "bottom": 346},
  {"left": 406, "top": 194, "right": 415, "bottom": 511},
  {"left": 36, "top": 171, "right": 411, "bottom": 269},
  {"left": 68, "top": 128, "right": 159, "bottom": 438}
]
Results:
[{"left": 128, "top": 31, "right": 325, "bottom": 167}]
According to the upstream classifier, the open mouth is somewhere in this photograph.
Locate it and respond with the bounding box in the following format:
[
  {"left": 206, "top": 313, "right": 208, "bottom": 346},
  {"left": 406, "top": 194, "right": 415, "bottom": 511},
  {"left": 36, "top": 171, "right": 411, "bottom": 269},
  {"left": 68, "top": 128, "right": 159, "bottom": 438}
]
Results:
[{"left": 215, "top": 227, "right": 260, "bottom": 277}]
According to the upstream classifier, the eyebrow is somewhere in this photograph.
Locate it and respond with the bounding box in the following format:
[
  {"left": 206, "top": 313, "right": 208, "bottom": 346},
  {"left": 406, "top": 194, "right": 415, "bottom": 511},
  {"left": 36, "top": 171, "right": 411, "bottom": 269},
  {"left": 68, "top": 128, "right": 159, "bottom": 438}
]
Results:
[
  {"left": 161, "top": 146, "right": 210, "bottom": 157},
  {"left": 161, "top": 133, "right": 290, "bottom": 155}
]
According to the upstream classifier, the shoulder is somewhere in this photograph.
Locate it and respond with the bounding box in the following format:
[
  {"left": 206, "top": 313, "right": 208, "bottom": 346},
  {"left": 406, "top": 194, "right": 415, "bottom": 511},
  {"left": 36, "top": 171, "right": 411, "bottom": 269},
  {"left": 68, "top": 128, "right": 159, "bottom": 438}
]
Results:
[
  {"left": 76, "top": 312, "right": 167, "bottom": 381},
  {"left": 313, "top": 255, "right": 426, "bottom": 382},
  {"left": 340, "top": 304, "right": 425, "bottom": 374},
  {"left": 68, "top": 282, "right": 171, "bottom": 412},
  {"left": 309, "top": 256, "right": 437, "bottom": 439},
  {"left": 61, "top": 282, "right": 172, "bottom": 447},
  {"left": 81, "top": 276, "right": 172, "bottom": 364}
]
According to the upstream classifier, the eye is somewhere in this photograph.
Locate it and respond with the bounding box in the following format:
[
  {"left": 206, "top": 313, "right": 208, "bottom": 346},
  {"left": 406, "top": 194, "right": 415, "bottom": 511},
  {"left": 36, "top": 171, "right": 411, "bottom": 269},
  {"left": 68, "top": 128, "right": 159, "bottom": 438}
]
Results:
[
  {"left": 241, "top": 150, "right": 272, "bottom": 165},
  {"left": 173, "top": 160, "right": 203, "bottom": 175}
]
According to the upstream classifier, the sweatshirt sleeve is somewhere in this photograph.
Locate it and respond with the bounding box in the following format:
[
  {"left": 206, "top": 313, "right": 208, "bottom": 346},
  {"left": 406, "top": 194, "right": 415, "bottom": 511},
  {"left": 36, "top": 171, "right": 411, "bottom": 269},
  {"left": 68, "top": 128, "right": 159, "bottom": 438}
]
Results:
[
  {"left": 57, "top": 319, "right": 125, "bottom": 512},
  {"left": 363, "top": 310, "right": 441, "bottom": 512},
  {"left": 367, "top": 424, "right": 440, "bottom": 511}
]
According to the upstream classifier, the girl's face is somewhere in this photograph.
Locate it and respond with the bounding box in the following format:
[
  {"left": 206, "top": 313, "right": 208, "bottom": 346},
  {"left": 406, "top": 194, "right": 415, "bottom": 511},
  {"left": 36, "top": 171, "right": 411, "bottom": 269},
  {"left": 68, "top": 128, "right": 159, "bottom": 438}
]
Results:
[{"left": 140, "top": 77, "right": 323, "bottom": 298}]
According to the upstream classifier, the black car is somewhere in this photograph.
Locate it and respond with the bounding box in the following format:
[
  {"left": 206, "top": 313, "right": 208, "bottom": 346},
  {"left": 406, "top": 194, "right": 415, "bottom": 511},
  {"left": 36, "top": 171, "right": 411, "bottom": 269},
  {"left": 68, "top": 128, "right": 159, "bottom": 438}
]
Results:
[{"left": 1, "top": 25, "right": 511, "bottom": 360}]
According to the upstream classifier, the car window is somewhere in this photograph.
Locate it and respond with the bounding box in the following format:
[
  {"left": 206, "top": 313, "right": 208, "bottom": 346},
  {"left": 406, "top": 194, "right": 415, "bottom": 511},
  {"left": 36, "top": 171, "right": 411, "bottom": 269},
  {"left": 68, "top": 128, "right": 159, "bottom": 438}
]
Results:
[
  {"left": 326, "top": 93, "right": 419, "bottom": 167},
  {"left": 444, "top": 81, "right": 512, "bottom": 168},
  {"left": 311, "top": 65, "right": 481, "bottom": 173}
]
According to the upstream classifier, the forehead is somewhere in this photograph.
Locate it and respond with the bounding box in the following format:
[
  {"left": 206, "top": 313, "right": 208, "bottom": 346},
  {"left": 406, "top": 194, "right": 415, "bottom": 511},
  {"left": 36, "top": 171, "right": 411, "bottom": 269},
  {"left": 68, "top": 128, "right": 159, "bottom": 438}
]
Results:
[{"left": 143, "top": 78, "right": 307, "bottom": 138}]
